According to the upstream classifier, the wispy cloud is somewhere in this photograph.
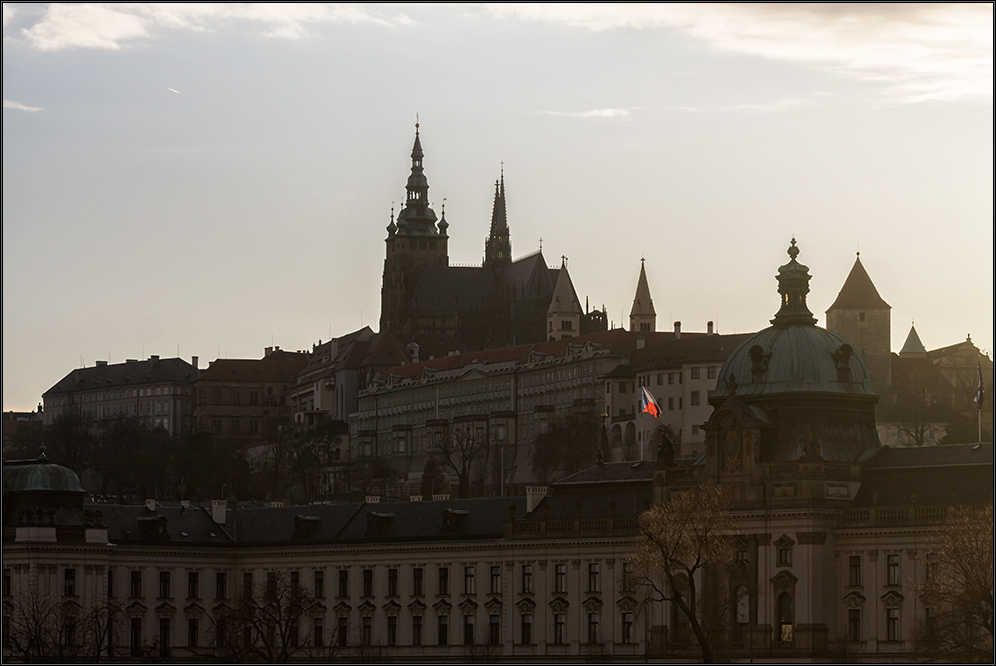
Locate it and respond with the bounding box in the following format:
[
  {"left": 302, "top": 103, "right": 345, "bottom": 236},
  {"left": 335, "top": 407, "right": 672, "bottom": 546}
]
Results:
[
  {"left": 3, "top": 4, "right": 17, "bottom": 28},
  {"left": 14, "top": 3, "right": 411, "bottom": 51},
  {"left": 485, "top": 4, "right": 993, "bottom": 103},
  {"left": 538, "top": 107, "right": 636, "bottom": 119},
  {"left": 4, "top": 100, "right": 43, "bottom": 113},
  {"left": 727, "top": 98, "right": 813, "bottom": 112}
]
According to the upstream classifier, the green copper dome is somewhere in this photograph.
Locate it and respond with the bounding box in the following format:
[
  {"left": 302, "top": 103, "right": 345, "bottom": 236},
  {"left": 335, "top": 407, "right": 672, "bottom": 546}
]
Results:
[
  {"left": 3, "top": 453, "right": 84, "bottom": 495},
  {"left": 712, "top": 239, "right": 877, "bottom": 402}
]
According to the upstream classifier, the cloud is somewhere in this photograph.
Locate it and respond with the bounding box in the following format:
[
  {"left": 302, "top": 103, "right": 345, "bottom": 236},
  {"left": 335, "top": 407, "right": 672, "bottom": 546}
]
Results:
[
  {"left": 538, "top": 107, "right": 634, "bottom": 119},
  {"left": 3, "top": 4, "right": 16, "bottom": 28},
  {"left": 4, "top": 100, "right": 43, "bottom": 112},
  {"left": 16, "top": 3, "right": 410, "bottom": 51},
  {"left": 485, "top": 4, "right": 993, "bottom": 103}
]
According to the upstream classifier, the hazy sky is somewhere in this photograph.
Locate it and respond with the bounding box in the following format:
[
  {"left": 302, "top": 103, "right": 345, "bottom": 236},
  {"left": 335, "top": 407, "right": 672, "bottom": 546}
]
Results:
[{"left": 3, "top": 3, "right": 993, "bottom": 411}]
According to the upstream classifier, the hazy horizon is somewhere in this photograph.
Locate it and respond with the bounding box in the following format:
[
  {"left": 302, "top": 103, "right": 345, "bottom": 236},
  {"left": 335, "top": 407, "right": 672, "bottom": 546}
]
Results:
[{"left": 3, "top": 3, "right": 992, "bottom": 411}]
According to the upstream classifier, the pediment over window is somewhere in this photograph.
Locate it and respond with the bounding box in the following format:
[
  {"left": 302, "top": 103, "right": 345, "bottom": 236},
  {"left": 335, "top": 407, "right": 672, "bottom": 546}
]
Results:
[
  {"left": 408, "top": 599, "right": 426, "bottom": 615},
  {"left": 548, "top": 596, "right": 569, "bottom": 613},
  {"left": 773, "top": 534, "right": 796, "bottom": 549},
  {"left": 433, "top": 598, "right": 453, "bottom": 612},
  {"left": 842, "top": 591, "right": 865, "bottom": 609},
  {"left": 458, "top": 598, "right": 478, "bottom": 612},
  {"left": 515, "top": 597, "right": 536, "bottom": 612},
  {"left": 484, "top": 597, "right": 503, "bottom": 613},
  {"left": 881, "top": 590, "right": 904, "bottom": 608},
  {"left": 582, "top": 596, "right": 603, "bottom": 612}
]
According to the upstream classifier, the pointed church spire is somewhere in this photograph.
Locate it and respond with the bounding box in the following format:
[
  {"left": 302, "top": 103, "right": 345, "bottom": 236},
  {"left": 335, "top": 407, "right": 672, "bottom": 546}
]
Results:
[
  {"left": 629, "top": 258, "right": 656, "bottom": 332},
  {"left": 484, "top": 165, "right": 511, "bottom": 267},
  {"left": 396, "top": 121, "right": 440, "bottom": 237},
  {"left": 547, "top": 262, "right": 582, "bottom": 340}
]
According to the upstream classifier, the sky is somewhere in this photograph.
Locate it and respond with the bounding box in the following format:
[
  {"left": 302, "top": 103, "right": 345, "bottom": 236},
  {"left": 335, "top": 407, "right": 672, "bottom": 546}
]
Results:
[{"left": 3, "top": 3, "right": 993, "bottom": 412}]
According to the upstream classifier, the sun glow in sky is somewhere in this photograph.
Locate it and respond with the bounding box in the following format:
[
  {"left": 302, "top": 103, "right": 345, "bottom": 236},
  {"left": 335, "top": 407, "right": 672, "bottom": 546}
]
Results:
[{"left": 3, "top": 3, "right": 993, "bottom": 411}]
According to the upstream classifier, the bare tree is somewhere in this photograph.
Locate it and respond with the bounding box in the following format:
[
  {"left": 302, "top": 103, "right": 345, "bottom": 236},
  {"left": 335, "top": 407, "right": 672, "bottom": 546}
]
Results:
[
  {"left": 4, "top": 592, "right": 120, "bottom": 663},
  {"left": 432, "top": 425, "right": 489, "bottom": 498},
  {"left": 531, "top": 412, "right": 600, "bottom": 483},
  {"left": 208, "top": 571, "right": 322, "bottom": 663},
  {"left": 632, "top": 485, "right": 738, "bottom": 664},
  {"left": 916, "top": 503, "right": 994, "bottom": 663}
]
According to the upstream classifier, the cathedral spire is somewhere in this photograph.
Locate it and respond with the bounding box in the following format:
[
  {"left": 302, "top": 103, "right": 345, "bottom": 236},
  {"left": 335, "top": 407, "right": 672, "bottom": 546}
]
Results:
[
  {"left": 395, "top": 122, "right": 439, "bottom": 237},
  {"left": 484, "top": 166, "right": 511, "bottom": 268}
]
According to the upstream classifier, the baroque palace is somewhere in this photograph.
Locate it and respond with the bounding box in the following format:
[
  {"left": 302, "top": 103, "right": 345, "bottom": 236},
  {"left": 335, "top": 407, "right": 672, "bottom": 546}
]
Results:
[{"left": 5, "top": 240, "right": 991, "bottom": 662}]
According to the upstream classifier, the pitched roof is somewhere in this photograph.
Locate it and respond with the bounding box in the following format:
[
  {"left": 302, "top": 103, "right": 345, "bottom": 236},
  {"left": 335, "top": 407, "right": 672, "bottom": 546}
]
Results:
[
  {"left": 826, "top": 255, "right": 890, "bottom": 311},
  {"left": 854, "top": 443, "right": 993, "bottom": 507},
  {"left": 44, "top": 357, "right": 198, "bottom": 396},
  {"left": 195, "top": 350, "right": 309, "bottom": 384}
]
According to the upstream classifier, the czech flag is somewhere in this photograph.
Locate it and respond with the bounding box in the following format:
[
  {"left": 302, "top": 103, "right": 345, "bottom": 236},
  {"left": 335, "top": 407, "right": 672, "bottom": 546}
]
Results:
[{"left": 639, "top": 387, "right": 661, "bottom": 418}]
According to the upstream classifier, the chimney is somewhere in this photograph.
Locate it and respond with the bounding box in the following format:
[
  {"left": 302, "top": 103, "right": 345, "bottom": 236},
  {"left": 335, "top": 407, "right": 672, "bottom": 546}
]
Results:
[
  {"left": 707, "top": 321, "right": 714, "bottom": 336},
  {"left": 269, "top": 501, "right": 284, "bottom": 508},
  {"left": 211, "top": 499, "right": 227, "bottom": 524},
  {"left": 145, "top": 499, "right": 156, "bottom": 512},
  {"left": 409, "top": 495, "right": 423, "bottom": 502},
  {"left": 96, "top": 360, "right": 108, "bottom": 367},
  {"left": 191, "top": 355, "right": 199, "bottom": 370},
  {"left": 636, "top": 336, "right": 645, "bottom": 350},
  {"left": 264, "top": 346, "right": 273, "bottom": 357},
  {"left": 365, "top": 495, "right": 381, "bottom": 504},
  {"left": 180, "top": 500, "right": 190, "bottom": 509},
  {"left": 673, "top": 321, "right": 681, "bottom": 340},
  {"left": 149, "top": 355, "right": 159, "bottom": 363},
  {"left": 526, "top": 486, "right": 548, "bottom": 513}
]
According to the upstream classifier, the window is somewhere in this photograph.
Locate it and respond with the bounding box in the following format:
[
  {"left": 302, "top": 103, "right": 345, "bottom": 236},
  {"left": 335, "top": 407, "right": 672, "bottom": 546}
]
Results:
[
  {"left": 413, "top": 615, "right": 423, "bottom": 646},
  {"left": 555, "top": 563, "right": 567, "bottom": 593},
  {"left": 588, "top": 562, "right": 600, "bottom": 592},
  {"left": 690, "top": 391, "right": 700, "bottom": 406},
  {"left": 691, "top": 367, "right": 701, "bottom": 380},
  {"left": 388, "top": 568, "right": 399, "bottom": 596},
  {"left": 848, "top": 608, "right": 861, "bottom": 642},
  {"left": 248, "top": 420, "right": 259, "bottom": 435},
  {"left": 313, "top": 618, "right": 324, "bottom": 647},
  {"left": 159, "top": 617, "right": 170, "bottom": 657},
  {"left": 4, "top": 568, "right": 12, "bottom": 598},
  {"left": 266, "top": 571, "right": 277, "bottom": 599},
  {"left": 187, "top": 572, "right": 199, "bottom": 599},
  {"left": 159, "top": 570, "right": 171, "bottom": 598},
  {"left": 490, "top": 566, "right": 501, "bottom": 595},
  {"left": 388, "top": 616, "right": 398, "bottom": 646},
  {"left": 106, "top": 569, "right": 114, "bottom": 598},
  {"left": 290, "top": 570, "right": 300, "bottom": 594},
  {"left": 64, "top": 568, "right": 77, "bottom": 596},
  {"left": 587, "top": 612, "right": 600, "bottom": 644},
  {"left": 438, "top": 613, "right": 449, "bottom": 645},
  {"left": 887, "top": 554, "right": 900, "bottom": 586},
  {"left": 130, "top": 618, "right": 142, "bottom": 657},
  {"left": 187, "top": 617, "right": 198, "bottom": 648},
  {"left": 438, "top": 566, "right": 449, "bottom": 595},
  {"left": 859, "top": 312, "right": 866, "bottom": 322},
  {"left": 215, "top": 572, "right": 227, "bottom": 600},
  {"left": 849, "top": 556, "right": 862, "bottom": 587},
  {"left": 413, "top": 567, "right": 424, "bottom": 596},
  {"left": 735, "top": 585, "right": 750, "bottom": 625},
  {"left": 249, "top": 390, "right": 259, "bottom": 406},
  {"left": 736, "top": 550, "right": 749, "bottom": 565},
  {"left": 777, "top": 592, "right": 793, "bottom": 642},
  {"left": 520, "top": 613, "right": 532, "bottom": 644},
  {"left": 362, "top": 569, "right": 373, "bottom": 597},
  {"left": 668, "top": 372, "right": 675, "bottom": 385},
  {"left": 338, "top": 569, "right": 349, "bottom": 598},
  {"left": 668, "top": 397, "right": 674, "bottom": 410},
  {"left": 553, "top": 612, "right": 565, "bottom": 644},
  {"left": 489, "top": 614, "right": 500, "bottom": 645},
  {"left": 521, "top": 564, "right": 533, "bottom": 594},
  {"left": 618, "top": 382, "right": 627, "bottom": 394},
  {"left": 131, "top": 570, "right": 143, "bottom": 598},
  {"left": 464, "top": 566, "right": 476, "bottom": 595},
  {"left": 337, "top": 616, "right": 348, "bottom": 647},
  {"left": 622, "top": 562, "right": 634, "bottom": 592},
  {"left": 362, "top": 616, "right": 372, "bottom": 646},
  {"left": 463, "top": 614, "right": 474, "bottom": 645},
  {"left": 314, "top": 570, "right": 324, "bottom": 598},
  {"left": 778, "top": 546, "right": 792, "bottom": 567},
  {"left": 707, "top": 366, "right": 717, "bottom": 379},
  {"left": 243, "top": 572, "right": 253, "bottom": 600},
  {"left": 622, "top": 611, "right": 634, "bottom": 644},
  {"left": 886, "top": 608, "right": 900, "bottom": 641}
]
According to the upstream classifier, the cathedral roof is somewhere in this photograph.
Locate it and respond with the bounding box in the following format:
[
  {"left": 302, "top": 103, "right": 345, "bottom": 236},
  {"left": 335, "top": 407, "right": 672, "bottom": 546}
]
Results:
[
  {"left": 826, "top": 254, "right": 890, "bottom": 311},
  {"left": 629, "top": 259, "right": 656, "bottom": 317},
  {"left": 44, "top": 356, "right": 197, "bottom": 395}
]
